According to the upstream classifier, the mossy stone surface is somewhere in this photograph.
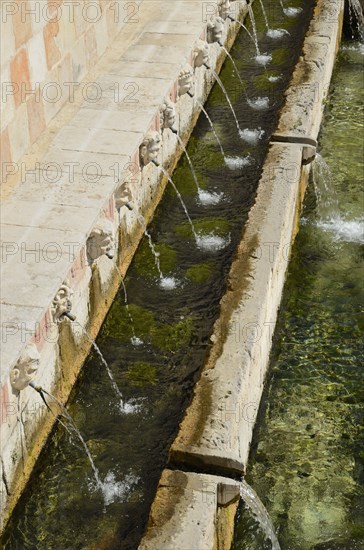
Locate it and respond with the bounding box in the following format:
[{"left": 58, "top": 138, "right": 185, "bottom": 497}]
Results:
[
  {"left": 185, "top": 263, "right": 214, "bottom": 283},
  {"left": 134, "top": 241, "right": 177, "bottom": 277},
  {"left": 103, "top": 303, "right": 156, "bottom": 342},
  {"left": 151, "top": 317, "right": 193, "bottom": 352},
  {"left": 125, "top": 362, "right": 158, "bottom": 387}
]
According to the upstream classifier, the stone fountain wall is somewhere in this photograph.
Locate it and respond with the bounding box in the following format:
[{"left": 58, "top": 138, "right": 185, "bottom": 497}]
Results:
[{"left": 0, "top": 0, "right": 250, "bottom": 533}]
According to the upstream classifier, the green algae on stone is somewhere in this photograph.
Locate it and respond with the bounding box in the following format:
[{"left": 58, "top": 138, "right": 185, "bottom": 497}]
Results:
[
  {"left": 151, "top": 317, "right": 193, "bottom": 352},
  {"left": 102, "top": 302, "right": 155, "bottom": 341},
  {"left": 175, "top": 217, "right": 230, "bottom": 238},
  {"left": 185, "top": 263, "right": 214, "bottom": 283},
  {"left": 134, "top": 240, "right": 177, "bottom": 277},
  {"left": 271, "top": 48, "right": 290, "bottom": 66},
  {"left": 125, "top": 362, "right": 158, "bottom": 387}
]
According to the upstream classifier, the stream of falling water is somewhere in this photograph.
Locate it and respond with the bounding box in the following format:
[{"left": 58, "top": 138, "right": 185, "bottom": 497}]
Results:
[
  {"left": 74, "top": 321, "right": 125, "bottom": 409},
  {"left": 37, "top": 388, "right": 103, "bottom": 490},
  {"left": 240, "top": 480, "right": 281, "bottom": 550},
  {"left": 195, "top": 98, "right": 226, "bottom": 158},
  {"left": 211, "top": 69, "right": 242, "bottom": 134}
]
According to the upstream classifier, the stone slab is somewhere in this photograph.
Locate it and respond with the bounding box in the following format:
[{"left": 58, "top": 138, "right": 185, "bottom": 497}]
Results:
[
  {"left": 41, "top": 150, "right": 130, "bottom": 179},
  {"left": 91, "top": 74, "right": 173, "bottom": 108},
  {"left": 52, "top": 127, "right": 143, "bottom": 157},
  {"left": 68, "top": 107, "right": 157, "bottom": 134},
  {"left": 0, "top": 200, "right": 100, "bottom": 235},
  {"left": 170, "top": 143, "right": 305, "bottom": 474},
  {"left": 8, "top": 173, "right": 116, "bottom": 209},
  {"left": 0, "top": 224, "right": 85, "bottom": 255},
  {"left": 139, "top": 469, "right": 240, "bottom": 550},
  {"left": 121, "top": 44, "right": 188, "bottom": 66},
  {"left": 0, "top": 246, "right": 73, "bottom": 309},
  {"left": 106, "top": 60, "right": 178, "bottom": 80}
]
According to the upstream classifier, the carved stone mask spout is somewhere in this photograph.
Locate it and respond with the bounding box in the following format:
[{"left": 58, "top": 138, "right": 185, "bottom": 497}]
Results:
[
  {"left": 10, "top": 343, "right": 40, "bottom": 392},
  {"left": 115, "top": 175, "right": 134, "bottom": 211},
  {"left": 193, "top": 40, "right": 210, "bottom": 68},
  {"left": 139, "top": 131, "right": 162, "bottom": 167},
  {"left": 178, "top": 65, "right": 194, "bottom": 97},
  {"left": 160, "top": 98, "right": 177, "bottom": 132},
  {"left": 87, "top": 218, "right": 115, "bottom": 262},
  {"left": 51, "top": 281, "right": 74, "bottom": 323},
  {"left": 207, "top": 16, "right": 225, "bottom": 43}
]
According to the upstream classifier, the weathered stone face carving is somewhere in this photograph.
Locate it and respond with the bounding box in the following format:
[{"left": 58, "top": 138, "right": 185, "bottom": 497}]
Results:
[
  {"left": 218, "top": 0, "right": 231, "bottom": 20},
  {"left": 207, "top": 16, "right": 225, "bottom": 44},
  {"left": 178, "top": 65, "right": 194, "bottom": 97},
  {"left": 160, "top": 98, "right": 177, "bottom": 133},
  {"left": 115, "top": 176, "right": 134, "bottom": 211},
  {"left": 139, "top": 131, "right": 162, "bottom": 167},
  {"left": 193, "top": 40, "right": 210, "bottom": 68},
  {"left": 10, "top": 343, "right": 40, "bottom": 392},
  {"left": 87, "top": 218, "right": 115, "bottom": 262},
  {"left": 51, "top": 281, "right": 75, "bottom": 323}
]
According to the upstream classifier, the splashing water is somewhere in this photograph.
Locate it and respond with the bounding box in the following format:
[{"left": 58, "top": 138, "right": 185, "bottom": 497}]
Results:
[
  {"left": 240, "top": 480, "right": 281, "bottom": 550},
  {"left": 220, "top": 45, "right": 270, "bottom": 108},
  {"left": 160, "top": 165, "right": 228, "bottom": 250},
  {"left": 284, "top": 6, "right": 302, "bottom": 16},
  {"left": 317, "top": 217, "right": 364, "bottom": 243},
  {"left": 98, "top": 472, "right": 140, "bottom": 507},
  {"left": 225, "top": 155, "right": 253, "bottom": 169},
  {"left": 312, "top": 154, "right": 364, "bottom": 243},
  {"left": 212, "top": 69, "right": 242, "bottom": 135},
  {"left": 135, "top": 212, "right": 177, "bottom": 289},
  {"left": 245, "top": 5, "right": 271, "bottom": 65},
  {"left": 267, "top": 28, "right": 290, "bottom": 39},
  {"left": 196, "top": 233, "right": 230, "bottom": 252},
  {"left": 267, "top": 75, "right": 282, "bottom": 82},
  {"left": 159, "top": 276, "right": 179, "bottom": 290},
  {"left": 247, "top": 97, "right": 270, "bottom": 110},
  {"left": 196, "top": 99, "right": 226, "bottom": 159},
  {"left": 239, "top": 128, "right": 265, "bottom": 144},
  {"left": 198, "top": 189, "right": 223, "bottom": 206},
  {"left": 256, "top": 53, "right": 272, "bottom": 65}
]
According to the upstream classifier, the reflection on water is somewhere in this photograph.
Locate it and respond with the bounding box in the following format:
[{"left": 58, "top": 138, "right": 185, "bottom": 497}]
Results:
[{"left": 233, "top": 40, "right": 364, "bottom": 550}]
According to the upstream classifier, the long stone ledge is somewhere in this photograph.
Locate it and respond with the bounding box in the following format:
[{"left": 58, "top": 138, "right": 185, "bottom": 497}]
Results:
[
  {"left": 139, "top": 469, "right": 240, "bottom": 550},
  {"left": 169, "top": 0, "right": 344, "bottom": 479},
  {"left": 0, "top": 0, "right": 249, "bottom": 531}
]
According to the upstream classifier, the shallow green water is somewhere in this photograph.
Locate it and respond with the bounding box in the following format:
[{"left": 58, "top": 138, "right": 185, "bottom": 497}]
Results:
[
  {"left": 1, "top": 2, "right": 315, "bottom": 549},
  {"left": 233, "top": 40, "right": 364, "bottom": 550}
]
